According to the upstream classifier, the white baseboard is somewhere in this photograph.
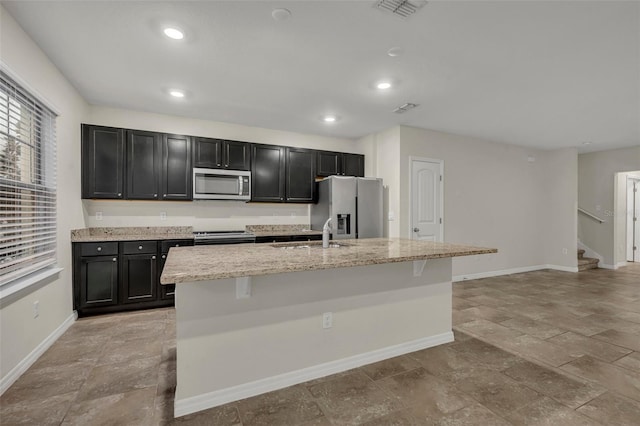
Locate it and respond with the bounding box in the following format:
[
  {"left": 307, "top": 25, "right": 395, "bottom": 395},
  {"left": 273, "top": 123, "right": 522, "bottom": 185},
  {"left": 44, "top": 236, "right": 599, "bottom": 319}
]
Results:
[
  {"left": 600, "top": 262, "right": 627, "bottom": 270},
  {"left": 174, "top": 331, "right": 454, "bottom": 418},
  {"left": 545, "top": 264, "right": 579, "bottom": 273},
  {"left": 453, "top": 265, "right": 545, "bottom": 282},
  {"left": 453, "top": 264, "right": 580, "bottom": 282},
  {"left": 0, "top": 311, "right": 77, "bottom": 395}
]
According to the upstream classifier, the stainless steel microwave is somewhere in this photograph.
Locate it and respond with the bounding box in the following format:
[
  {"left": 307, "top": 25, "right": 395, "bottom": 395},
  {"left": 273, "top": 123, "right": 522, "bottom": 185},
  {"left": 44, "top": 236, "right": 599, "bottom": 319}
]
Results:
[{"left": 193, "top": 168, "right": 251, "bottom": 201}]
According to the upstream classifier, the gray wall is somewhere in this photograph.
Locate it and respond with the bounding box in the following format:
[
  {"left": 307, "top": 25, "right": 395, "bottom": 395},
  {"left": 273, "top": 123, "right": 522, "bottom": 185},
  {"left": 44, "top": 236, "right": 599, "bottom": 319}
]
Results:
[
  {"left": 359, "top": 125, "right": 578, "bottom": 277},
  {"left": 578, "top": 146, "right": 640, "bottom": 267},
  {"left": 1, "top": 5, "right": 88, "bottom": 383}
]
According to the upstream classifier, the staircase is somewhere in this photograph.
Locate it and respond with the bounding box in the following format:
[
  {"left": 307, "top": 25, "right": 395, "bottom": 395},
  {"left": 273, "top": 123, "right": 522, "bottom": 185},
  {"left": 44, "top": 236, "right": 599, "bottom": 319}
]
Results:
[{"left": 578, "top": 249, "right": 599, "bottom": 271}]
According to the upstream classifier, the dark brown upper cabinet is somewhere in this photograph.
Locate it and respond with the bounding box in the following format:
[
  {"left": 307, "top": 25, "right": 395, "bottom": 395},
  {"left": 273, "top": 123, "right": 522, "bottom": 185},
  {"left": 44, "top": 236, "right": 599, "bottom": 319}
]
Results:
[
  {"left": 81, "top": 124, "right": 125, "bottom": 199},
  {"left": 126, "top": 129, "right": 162, "bottom": 200},
  {"left": 316, "top": 151, "right": 342, "bottom": 177},
  {"left": 251, "top": 144, "right": 286, "bottom": 202},
  {"left": 161, "top": 134, "right": 192, "bottom": 200},
  {"left": 342, "top": 153, "right": 365, "bottom": 177},
  {"left": 194, "top": 137, "right": 250, "bottom": 171},
  {"left": 316, "top": 151, "right": 364, "bottom": 177},
  {"left": 82, "top": 124, "right": 192, "bottom": 201},
  {"left": 285, "top": 147, "right": 316, "bottom": 203}
]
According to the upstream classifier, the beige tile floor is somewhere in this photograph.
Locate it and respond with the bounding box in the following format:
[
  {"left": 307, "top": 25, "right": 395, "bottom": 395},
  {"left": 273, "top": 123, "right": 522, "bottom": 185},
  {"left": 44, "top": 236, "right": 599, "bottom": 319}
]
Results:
[{"left": 1, "top": 264, "right": 639, "bottom": 425}]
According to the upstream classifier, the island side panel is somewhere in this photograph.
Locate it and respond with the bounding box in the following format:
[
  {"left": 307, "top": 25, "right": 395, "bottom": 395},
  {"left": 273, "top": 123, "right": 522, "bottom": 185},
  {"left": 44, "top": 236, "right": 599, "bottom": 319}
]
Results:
[{"left": 174, "top": 258, "right": 453, "bottom": 416}]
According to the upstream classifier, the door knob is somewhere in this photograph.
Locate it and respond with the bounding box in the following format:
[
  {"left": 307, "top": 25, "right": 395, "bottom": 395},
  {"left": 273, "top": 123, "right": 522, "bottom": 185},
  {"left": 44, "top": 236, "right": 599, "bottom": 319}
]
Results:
[{"left": 413, "top": 227, "right": 419, "bottom": 232}]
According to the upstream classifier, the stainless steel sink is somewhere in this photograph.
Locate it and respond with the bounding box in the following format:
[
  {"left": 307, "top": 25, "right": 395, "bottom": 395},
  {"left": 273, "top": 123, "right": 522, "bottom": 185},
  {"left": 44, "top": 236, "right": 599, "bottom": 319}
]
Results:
[{"left": 271, "top": 241, "right": 351, "bottom": 249}]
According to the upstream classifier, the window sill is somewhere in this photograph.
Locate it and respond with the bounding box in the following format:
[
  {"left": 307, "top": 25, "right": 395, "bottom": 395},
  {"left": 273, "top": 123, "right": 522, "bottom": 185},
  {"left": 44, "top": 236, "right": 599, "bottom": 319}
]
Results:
[{"left": 0, "top": 267, "right": 63, "bottom": 301}]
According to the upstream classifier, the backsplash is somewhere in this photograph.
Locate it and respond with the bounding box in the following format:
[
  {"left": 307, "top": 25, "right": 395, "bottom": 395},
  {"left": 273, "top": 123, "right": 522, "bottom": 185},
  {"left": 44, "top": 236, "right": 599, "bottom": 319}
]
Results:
[{"left": 82, "top": 200, "right": 310, "bottom": 231}]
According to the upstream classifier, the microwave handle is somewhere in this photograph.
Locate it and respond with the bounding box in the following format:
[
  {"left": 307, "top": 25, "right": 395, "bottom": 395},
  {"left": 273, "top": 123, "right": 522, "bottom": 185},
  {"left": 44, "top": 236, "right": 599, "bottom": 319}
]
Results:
[{"left": 239, "top": 175, "right": 243, "bottom": 196}]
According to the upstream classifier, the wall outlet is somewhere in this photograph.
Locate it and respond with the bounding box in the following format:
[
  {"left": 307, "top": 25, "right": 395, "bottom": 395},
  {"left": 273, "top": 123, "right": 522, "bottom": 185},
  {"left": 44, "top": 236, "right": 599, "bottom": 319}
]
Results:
[
  {"left": 562, "top": 248, "right": 568, "bottom": 255},
  {"left": 95, "top": 211, "right": 103, "bottom": 221},
  {"left": 322, "top": 312, "right": 333, "bottom": 329},
  {"left": 160, "top": 212, "right": 167, "bottom": 220},
  {"left": 33, "top": 301, "right": 39, "bottom": 318}
]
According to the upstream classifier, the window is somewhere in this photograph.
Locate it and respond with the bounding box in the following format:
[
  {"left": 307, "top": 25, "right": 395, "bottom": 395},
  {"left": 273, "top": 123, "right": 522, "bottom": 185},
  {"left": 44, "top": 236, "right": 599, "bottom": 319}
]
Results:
[{"left": 0, "top": 71, "right": 57, "bottom": 286}]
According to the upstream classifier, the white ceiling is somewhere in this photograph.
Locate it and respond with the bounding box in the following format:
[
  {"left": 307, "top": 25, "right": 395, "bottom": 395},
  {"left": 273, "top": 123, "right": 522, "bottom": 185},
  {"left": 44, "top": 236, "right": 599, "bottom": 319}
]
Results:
[{"left": 3, "top": 1, "right": 639, "bottom": 152}]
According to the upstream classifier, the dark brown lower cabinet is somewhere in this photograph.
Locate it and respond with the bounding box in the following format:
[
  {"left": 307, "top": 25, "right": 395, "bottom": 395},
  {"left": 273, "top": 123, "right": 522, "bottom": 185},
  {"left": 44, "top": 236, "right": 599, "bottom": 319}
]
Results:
[
  {"left": 121, "top": 253, "right": 157, "bottom": 304},
  {"left": 255, "top": 234, "right": 323, "bottom": 244},
  {"left": 77, "top": 255, "right": 119, "bottom": 309},
  {"left": 159, "top": 239, "right": 192, "bottom": 300},
  {"left": 73, "top": 238, "right": 193, "bottom": 316}
]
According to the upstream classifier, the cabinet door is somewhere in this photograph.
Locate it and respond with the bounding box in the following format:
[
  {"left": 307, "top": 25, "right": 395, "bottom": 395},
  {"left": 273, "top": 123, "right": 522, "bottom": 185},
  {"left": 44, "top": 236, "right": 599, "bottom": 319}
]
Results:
[
  {"left": 158, "top": 239, "right": 193, "bottom": 300},
  {"left": 81, "top": 124, "right": 124, "bottom": 199},
  {"left": 224, "top": 140, "right": 251, "bottom": 170},
  {"left": 251, "top": 144, "right": 285, "bottom": 202},
  {"left": 343, "top": 153, "right": 365, "bottom": 177},
  {"left": 161, "top": 134, "right": 192, "bottom": 200},
  {"left": 193, "top": 137, "right": 222, "bottom": 168},
  {"left": 286, "top": 147, "right": 316, "bottom": 202},
  {"left": 126, "top": 130, "right": 161, "bottom": 199},
  {"left": 78, "top": 255, "right": 119, "bottom": 309},
  {"left": 121, "top": 253, "right": 158, "bottom": 304},
  {"left": 316, "top": 151, "right": 341, "bottom": 177}
]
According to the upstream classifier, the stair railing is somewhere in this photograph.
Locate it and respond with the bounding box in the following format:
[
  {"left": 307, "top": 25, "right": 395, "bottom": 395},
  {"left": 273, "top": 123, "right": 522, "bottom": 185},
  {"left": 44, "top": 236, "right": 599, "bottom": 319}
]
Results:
[{"left": 578, "top": 207, "right": 605, "bottom": 224}]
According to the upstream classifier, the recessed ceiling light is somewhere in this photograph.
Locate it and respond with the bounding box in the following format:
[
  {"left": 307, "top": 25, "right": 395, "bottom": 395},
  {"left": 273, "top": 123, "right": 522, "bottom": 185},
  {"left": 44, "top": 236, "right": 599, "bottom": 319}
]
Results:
[
  {"left": 169, "top": 90, "right": 185, "bottom": 98},
  {"left": 163, "top": 27, "right": 184, "bottom": 40},
  {"left": 272, "top": 8, "right": 292, "bottom": 21},
  {"left": 323, "top": 115, "right": 337, "bottom": 123},
  {"left": 377, "top": 81, "right": 392, "bottom": 90},
  {"left": 582, "top": 141, "right": 593, "bottom": 145},
  {"left": 387, "top": 47, "right": 404, "bottom": 57}
]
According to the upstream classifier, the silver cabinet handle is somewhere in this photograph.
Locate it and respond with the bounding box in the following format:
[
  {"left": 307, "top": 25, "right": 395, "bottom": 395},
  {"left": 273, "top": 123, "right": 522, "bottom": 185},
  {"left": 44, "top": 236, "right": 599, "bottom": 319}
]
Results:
[
  {"left": 117, "top": 193, "right": 122, "bottom": 197},
  {"left": 97, "top": 246, "right": 102, "bottom": 252},
  {"left": 138, "top": 245, "right": 143, "bottom": 250},
  {"left": 413, "top": 228, "right": 419, "bottom": 232},
  {"left": 112, "top": 257, "right": 117, "bottom": 262},
  {"left": 153, "top": 194, "right": 158, "bottom": 198},
  {"left": 152, "top": 255, "right": 156, "bottom": 260},
  {"left": 162, "top": 254, "right": 166, "bottom": 259},
  {"left": 217, "top": 163, "right": 221, "bottom": 166}
]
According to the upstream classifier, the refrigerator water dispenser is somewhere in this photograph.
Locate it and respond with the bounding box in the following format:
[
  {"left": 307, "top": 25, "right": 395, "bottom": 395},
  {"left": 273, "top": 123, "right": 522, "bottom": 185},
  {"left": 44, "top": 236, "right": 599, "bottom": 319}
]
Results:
[{"left": 336, "top": 214, "right": 351, "bottom": 235}]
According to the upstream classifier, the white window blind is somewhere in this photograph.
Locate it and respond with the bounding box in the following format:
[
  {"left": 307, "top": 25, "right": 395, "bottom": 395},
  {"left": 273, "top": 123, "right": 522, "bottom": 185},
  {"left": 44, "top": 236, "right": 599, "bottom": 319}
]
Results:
[{"left": 0, "top": 71, "right": 57, "bottom": 286}]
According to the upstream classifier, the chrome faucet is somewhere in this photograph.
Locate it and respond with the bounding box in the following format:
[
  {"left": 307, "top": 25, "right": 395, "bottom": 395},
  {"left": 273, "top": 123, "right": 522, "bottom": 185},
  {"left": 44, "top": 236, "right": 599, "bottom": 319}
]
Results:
[{"left": 322, "top": 217, "right": 332, "bottom": 248}]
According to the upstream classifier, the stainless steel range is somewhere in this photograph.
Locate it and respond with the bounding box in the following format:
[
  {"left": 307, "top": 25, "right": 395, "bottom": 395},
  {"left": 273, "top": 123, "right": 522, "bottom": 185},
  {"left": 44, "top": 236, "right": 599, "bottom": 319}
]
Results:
[{"left": 193, "top": 230, "right": 256, "bottom": 245}]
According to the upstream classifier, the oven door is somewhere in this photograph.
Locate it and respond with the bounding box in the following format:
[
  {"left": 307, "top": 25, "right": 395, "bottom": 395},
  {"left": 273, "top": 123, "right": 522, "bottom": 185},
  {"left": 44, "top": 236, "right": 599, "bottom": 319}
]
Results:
[{"left": 193, "top": 168, "right": 251, "bottom": 200}]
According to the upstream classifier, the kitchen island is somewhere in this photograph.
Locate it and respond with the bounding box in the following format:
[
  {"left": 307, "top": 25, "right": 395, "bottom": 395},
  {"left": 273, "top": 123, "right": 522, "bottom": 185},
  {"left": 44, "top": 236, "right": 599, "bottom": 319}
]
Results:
[{"left": 161, "top": 238, "right": 496, "bottom": 417}]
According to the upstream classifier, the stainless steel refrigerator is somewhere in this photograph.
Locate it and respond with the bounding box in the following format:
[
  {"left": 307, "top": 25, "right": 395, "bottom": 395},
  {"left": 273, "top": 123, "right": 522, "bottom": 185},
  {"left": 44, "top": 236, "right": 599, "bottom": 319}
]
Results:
[{"left": 311, "top": 176, "right": 383, "bottom": 239}]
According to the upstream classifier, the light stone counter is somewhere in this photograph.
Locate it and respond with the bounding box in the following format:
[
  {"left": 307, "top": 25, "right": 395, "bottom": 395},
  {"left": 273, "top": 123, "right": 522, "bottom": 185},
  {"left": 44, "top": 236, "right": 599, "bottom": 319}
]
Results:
[
  {"left": 161, "top": 238, "right": 496, "bottom": 283},
  {"left": 245, "top": 224, "right": 323, "bottom": 237},
  {"left": 71, "top": 226, "right": 194, "bottom": 242}
]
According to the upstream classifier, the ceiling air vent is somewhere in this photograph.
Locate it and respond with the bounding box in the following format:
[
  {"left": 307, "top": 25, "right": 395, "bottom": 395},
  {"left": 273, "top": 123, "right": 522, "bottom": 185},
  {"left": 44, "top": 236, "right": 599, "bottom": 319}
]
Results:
[
  {"left": 375, "top": 0, "right": 427, "bottom": 19},
  {"left": 393, "top": 103, "right": 419, "bottom": 113}
]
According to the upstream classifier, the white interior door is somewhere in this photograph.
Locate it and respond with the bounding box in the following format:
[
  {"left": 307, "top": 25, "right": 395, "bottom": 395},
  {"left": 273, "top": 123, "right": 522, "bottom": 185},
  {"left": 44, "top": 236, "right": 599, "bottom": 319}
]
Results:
[
  {"left": 410, "top": 158, "right": 443, "bottom": 241},
  {"left": 628, "top": 179, "right": 640, "bottom": 262}
]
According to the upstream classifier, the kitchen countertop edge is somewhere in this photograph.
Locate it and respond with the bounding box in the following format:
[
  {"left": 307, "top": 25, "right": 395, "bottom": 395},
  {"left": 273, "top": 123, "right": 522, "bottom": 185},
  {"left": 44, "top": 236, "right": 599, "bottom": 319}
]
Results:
[{"left": 161, "top": 238, "right": 497, "bottom": 284}]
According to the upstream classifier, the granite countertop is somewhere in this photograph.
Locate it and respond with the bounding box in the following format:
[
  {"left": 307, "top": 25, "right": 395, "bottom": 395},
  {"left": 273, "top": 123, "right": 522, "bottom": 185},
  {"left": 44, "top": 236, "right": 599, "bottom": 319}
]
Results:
[
  {"left": 71, "top": 227, "right": 194, "bottom": 242},
  {"left": 245, "top": 224, "right": 323, "bottom": 237},
  {"left": 161, "top": 238, "right": 497, "bottom": 283}
]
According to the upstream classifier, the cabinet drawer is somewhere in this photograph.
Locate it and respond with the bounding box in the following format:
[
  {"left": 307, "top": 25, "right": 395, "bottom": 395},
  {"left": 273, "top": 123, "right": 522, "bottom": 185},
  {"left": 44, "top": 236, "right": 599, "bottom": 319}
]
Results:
[
  {"left": 122, "top": 241, "right": 158, "bottom": 255},
  {"left": 160, "top": 239, "right": 193, "bottom": 252},
  {"left": 80, "top": 242, "right": 118, "bottom": 256}
]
